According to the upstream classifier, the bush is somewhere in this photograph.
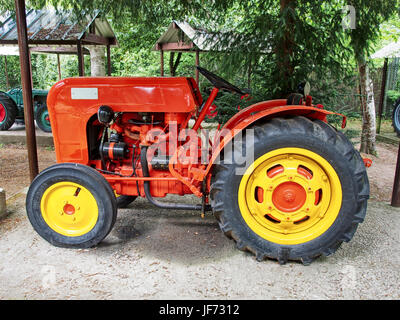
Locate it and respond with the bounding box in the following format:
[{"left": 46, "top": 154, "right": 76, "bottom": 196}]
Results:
[
  {"left": 201, "top": 86, "right": 267, "bottom": 125},
  {"left": 387, "top": 90, "right": 400, "bottom": 107}
]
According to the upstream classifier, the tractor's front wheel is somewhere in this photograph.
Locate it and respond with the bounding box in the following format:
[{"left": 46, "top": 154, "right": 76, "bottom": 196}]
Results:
[
  {"left": 26, "top": 163, "right": 117, "bottom": 248},
  {"left": 35, "top": 104, "right": 52, "bottom": 133},
  {"left": 210, "top": 116, "right": 369, "bottom": 264}
]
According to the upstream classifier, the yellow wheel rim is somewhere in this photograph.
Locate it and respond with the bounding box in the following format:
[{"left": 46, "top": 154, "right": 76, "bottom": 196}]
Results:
[
  {"left": 238, "top": 147, "right": 342, "bottom": 245},
  {"left": 40, "top": 182, "right": 99, "bottom": 237}
]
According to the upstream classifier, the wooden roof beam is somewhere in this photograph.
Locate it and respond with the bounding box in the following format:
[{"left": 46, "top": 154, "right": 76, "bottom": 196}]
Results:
[
  {"left": 155, "top": 41, "right": 194, "bottom": 51},
  {"left": 81, "top": 33, "right": 110, "bottom": 45}
]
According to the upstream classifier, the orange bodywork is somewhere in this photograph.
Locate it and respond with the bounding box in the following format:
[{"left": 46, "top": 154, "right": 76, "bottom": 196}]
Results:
[
  {"left": 47, "top": 76, "right": 346, "bottom": 199},
  {"left": 47, "top": 76, "right": 200, "bottom": 164},
  {"left": 204, "top": 100, "right": 347, "bottom": 178}
]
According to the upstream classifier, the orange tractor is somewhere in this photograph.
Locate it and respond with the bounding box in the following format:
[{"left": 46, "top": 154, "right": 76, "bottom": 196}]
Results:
[{"left": 26, "top": 67, "right": 369, "bottom": 265}]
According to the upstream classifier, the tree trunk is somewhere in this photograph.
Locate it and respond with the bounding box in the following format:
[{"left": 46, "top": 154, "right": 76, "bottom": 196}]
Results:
[
  {"left": 274, "top": 0, "right": 296, "bottom": 97},
  {"left": 169, "top": 52, "right": 182, "bottom": 76},
  {"left": 358, "top": 59, "right": 377, "bottom": 155},
  {"left": 169, "top": 52, "right": 175, "bottom": 76},
  {"left": 88, "top": 46, "right": 106, "bottom": 76}
]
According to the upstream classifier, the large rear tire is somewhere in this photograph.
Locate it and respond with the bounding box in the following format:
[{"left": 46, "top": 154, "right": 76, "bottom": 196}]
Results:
[
  {"left": 0, "top": 92, "right": 17, "bottom": 131},
  {"left": 210, "top": 116, "right": 369, "bottom": 265},
  {"left": 26, "top": 163, "right": 117, "bottom": 248},
  {"left": 116, "top": 195, "right": 137, "bottom": 208}
]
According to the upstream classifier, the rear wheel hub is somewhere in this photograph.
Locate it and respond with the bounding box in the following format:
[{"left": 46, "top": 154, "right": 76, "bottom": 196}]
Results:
[
  {"left": 0, "top": 103, "right": 6, "bottom": 123},
  {"left": 238, "top": 147, "right": 342, "bottom": 245},
  {"left": 272, "top": 181, "right": 306, "bottom": 212}
]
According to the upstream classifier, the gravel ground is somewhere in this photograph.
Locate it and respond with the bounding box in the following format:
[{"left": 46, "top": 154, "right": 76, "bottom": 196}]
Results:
[
  {"left": 1, "top": 122, "right": 400, "bottom": 300},
  {"left": 0, "top": 191, "right": 399, "bottom": 300}
]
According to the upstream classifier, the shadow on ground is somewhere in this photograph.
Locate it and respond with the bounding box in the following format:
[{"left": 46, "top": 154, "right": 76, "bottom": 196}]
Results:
[{"left": 97, "top": 196, "right": 239, "bottom": 265}]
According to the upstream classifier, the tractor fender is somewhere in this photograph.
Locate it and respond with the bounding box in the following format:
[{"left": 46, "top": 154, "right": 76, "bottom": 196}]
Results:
[{"left": 204, "top": 99, "right": 346, "bottom": 177}]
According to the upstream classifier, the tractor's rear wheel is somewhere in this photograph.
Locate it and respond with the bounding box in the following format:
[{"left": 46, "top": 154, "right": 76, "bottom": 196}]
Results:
[
  {"left": 26, "top": 163, "right": 117, "bottom": 248},
  {"left": 116, "top": 195, "right": 137, "bottom": 208},
  {"left": 0, "top": 92, "right": 17, "bottom": 131},
  {"left": 114, "top": 192, "right": 137, "bottom": 208},
  {"left": 210, "top": 116, "right": 369, "bottom": 265}
]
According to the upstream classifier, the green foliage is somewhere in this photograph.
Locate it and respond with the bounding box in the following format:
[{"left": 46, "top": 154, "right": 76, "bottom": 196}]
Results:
[
  {"left": 342, "top": 128, "right": 359, "bottom": 145},
  {"left": 200, "top": 0, "right": 355, "bottom": 98},
  {"left": 0, "top": 0, "right": 14, "bottom": 11},
  {"left": 20, "top": 0, "right": 360, "bottom": 98},
  {"left": 31, "top": 54, "right": 58, "bottom": 89},
  {"left": 387, "top": 90, "right": 400, "bottom": 107},
  {"left": 0, "top": 0, "right": 398, "bottom": 125},
  {"left": 347, "top": 0, "right": 398, "bottom": 63},
  {"left": 0, "top": 55, "right": 21, "bottom": 90},
  {"left": 205, "top": 89, "right": 266, "bottom": 125},
  {"left": 374, "top": 17, "right": 400, "bottom": 51},
  {"left": 0, "top": 53, "right": 85, "bottom": 91}
]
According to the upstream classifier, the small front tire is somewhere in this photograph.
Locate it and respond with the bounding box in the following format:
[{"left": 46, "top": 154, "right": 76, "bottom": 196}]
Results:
[{"left": 26, "top": 163, "right": 117, "bottom": 248}]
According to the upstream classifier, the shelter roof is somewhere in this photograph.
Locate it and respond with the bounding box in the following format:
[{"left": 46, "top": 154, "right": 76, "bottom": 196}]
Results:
[
  {"left": 371, "top": 42, "right": 400, "bottom": 59},
  {"left": 0, "top": 8, "right": 117, "bottom": 53}
]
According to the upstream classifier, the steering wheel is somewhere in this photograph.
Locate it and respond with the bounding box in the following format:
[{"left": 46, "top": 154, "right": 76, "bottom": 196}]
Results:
[{"left": 196, "top": 66, "right": 246, "bottom": 95}]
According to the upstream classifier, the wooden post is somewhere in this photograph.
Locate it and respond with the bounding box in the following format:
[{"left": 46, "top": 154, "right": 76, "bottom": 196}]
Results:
[
  {"left": 106, "top": 43, "right": 111, "bottom": 76},
  {"left": 377, "top": 58, "right": 388, "bottom": 134},
  {"left": 14, "top": 0, "right": 39, "bottom": 181},
  {"left": 77, "top": 40, "right": 84, "bottom": 76},
  {"left": 57, "top": 53, "right": 61, "bottom": 80},
  {"left": 391, "top": 141, "right": 400, "bottom": 207},
  {"left": 195, "top": 50, "right": 200, "bottom": 84},
  {"left": 4, "top": 56, "right": 10, "bottom": 90},
  {"left": 160, "top": 49, "right": 164, "bottom": 76}
]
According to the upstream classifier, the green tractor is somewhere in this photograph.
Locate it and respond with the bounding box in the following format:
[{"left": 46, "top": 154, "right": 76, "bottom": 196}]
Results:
[{"left": 0, "top": 88, "right": 51, "bottom": 133}]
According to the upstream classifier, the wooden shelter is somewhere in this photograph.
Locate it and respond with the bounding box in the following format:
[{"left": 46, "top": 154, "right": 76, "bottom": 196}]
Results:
[
  {"left": 0, "top": 8, "right": 118, "bottom": 77},
  {"left": 152, "top": 21, "right": 223, "bottom": 84}
]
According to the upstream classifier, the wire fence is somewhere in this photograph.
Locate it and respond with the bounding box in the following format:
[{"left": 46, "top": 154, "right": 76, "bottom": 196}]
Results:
[
  {"left": 372, "top": 59, "right": 399, "bottom": 118},
  {"left": 325, "top": 60, "right": 400, "bottom": 119}
]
